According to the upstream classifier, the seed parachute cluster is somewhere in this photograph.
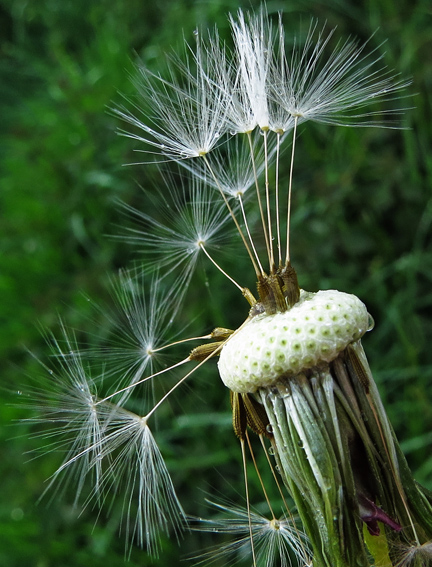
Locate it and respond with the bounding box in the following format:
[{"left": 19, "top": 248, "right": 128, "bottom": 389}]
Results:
[{"left": 24, "top": 6, "right": 432, "bottom": 567}]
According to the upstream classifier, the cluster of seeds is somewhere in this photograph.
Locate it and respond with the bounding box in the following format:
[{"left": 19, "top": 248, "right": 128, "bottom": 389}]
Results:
[{"left": 218, "top": 289, "right": 370, "bottom": 393}]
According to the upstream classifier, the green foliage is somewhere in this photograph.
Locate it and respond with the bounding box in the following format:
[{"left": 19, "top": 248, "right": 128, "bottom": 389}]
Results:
[{"left": 1, "top": 0, "right": 431, "bottom": 564}]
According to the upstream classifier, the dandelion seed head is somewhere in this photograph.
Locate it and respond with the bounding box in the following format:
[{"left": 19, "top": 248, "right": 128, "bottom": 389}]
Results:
[
  {"left": 27, "top": 5, "right": 414, "bottom": 562},
  {"left": 29, "top": 349, "right": 186, "bottom": 556},
  {"left": 98, "top": 414, "right": 186, "bottom": 554},
  {"left": 271, "top": 22, "right": 411, "bottom": 128},
  {"left": 219, "top": 290, "right": 369, "bottom": 393},
  {"left": 227, "top": 10, "right": 410, "bottom": 135}
]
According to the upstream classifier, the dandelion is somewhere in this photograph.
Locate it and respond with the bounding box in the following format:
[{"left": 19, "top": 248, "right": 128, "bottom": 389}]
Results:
[
  {"left": 113, "top": 30, "right": 231, "bottom": 161},
  {"left": 83, "top": 271, "right": 181, "bottom": 406},
  {"left": 229, "top": 9, "right": 273, "bottom": 132},
  {"left": 117, "top": 172, "right": 233, "bottom": 303},
  {"left": 183, "top": 129, "right": 274, "bottom": 201},
  {"left": 269, "top": 20, "right": 410, "bottom": 129},
  {"left": 25, "top": 6, "right": 432, "bottom": 567},
  {"left": 193, "top": 500, "right": 310, "bottom": 566},
  {"left": 26, "top": 324, "right": 187, "bottom": 556},
  {"left": 91, "top": 407, "right": 186, "bottom": 554},
  {"left": 25, "top": 328, "right": 105, "bottom": 504}
]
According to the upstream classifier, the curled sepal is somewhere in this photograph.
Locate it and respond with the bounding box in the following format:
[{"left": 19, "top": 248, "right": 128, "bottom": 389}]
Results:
[{"left": 230, "top": 391, "right": 272, "bottom": 439}]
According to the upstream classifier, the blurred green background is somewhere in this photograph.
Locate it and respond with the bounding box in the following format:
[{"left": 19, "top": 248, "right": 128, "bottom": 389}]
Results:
[{"left": 1, "top": 0, "right": 431, "bottom": 565}]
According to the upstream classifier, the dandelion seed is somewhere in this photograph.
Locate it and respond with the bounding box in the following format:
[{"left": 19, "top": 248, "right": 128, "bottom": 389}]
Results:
[
  {"left": 93, "top": 410, "right": 186, "bottom": 555},
  {"left": 270, "top": 20, "right": 411, "bottom": 128},
  {"left": 118, "top": 171, "right": 232, "bottom": 303},
  {"left": 184, "top": 129, "right": 274, "bottom": 201},
  {"left": 84, "top": 271, "right": 186, "bottom": 409},
  {"left": 26, "top": 325, "right": 187, "bottom": 554},
  {"left": 229, "top": 9, "right": 273, "bottom": 132},
  {"left": 193, "top": 500, "right": 310, "bottom": 567},
  {"left": 392, "top": 540, "right": 432, "bottom": 567},
  {"left": 114, "top": 32, "right": 232, "bottom": 161},
  {"left": 24, "top": 328, "right": 109, "bottom": 503}
]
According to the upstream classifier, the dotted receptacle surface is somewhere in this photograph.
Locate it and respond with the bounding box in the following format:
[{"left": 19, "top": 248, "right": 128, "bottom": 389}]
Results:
[{"left": 218, "top": 290, "right": 370, "bottom": 393}]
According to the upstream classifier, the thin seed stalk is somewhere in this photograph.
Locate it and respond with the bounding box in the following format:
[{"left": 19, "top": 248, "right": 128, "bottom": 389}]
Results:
[{"left": 259, "top": 341, "right": 432, "bottom": 567}]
